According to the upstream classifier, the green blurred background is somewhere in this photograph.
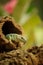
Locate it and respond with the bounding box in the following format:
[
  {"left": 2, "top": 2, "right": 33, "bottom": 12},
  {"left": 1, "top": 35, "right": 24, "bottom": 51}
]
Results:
[{"left": 0, "top": 0, "right": 43, "bottom": 50}]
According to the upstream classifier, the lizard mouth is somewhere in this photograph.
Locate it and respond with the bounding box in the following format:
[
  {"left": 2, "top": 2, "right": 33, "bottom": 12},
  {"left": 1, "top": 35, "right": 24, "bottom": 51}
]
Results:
[{"left": 2, "top": 21, "right": 22, "bottom": 36}]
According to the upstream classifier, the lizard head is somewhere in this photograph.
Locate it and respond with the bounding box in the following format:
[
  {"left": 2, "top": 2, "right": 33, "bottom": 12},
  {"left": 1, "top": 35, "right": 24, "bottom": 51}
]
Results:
[{"left": 17, "top": 35, "right": 27, "bottom": 44}]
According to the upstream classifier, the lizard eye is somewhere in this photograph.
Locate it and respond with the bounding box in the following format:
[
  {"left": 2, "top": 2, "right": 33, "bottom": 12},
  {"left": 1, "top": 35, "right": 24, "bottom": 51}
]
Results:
[
  {"left": 21, "top": 36, "right": 25, "bottom": 41},
  {"left": 21, "top": 36, "right": 27, "bottom": 42},
  {"left": 21, "top": 37, "right": 24, "bottom": 39}
]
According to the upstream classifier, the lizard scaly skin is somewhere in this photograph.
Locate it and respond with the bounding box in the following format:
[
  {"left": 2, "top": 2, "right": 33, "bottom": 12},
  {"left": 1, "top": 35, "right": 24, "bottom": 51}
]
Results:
[{"left": 6, "top": 34, "right": 27, "bottom": 43}]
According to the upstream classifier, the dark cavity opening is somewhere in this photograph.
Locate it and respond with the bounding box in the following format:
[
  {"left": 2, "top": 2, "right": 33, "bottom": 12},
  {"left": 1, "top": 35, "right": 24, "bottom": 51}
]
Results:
[{"left": 2, "top": 21, "right": 22, "bottom": 35}]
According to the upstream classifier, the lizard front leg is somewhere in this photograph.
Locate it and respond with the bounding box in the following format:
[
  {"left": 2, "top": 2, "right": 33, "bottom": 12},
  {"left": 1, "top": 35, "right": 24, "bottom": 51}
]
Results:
[{"left": 8, "top": 36, "right": 17, "bottom": 49}]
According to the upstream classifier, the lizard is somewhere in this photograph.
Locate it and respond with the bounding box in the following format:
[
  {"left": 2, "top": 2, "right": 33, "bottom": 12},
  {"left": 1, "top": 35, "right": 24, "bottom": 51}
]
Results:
[{"left": 6, "top": 34, "right": 27, "bottom": 44}]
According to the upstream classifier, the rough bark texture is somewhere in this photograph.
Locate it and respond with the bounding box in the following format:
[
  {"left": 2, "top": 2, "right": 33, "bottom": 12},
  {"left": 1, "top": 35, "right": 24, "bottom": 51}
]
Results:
[
  {"left": 27, "top": 45, "right": 43, "bottom": 65},
  {"left": 0, "top": 16, "right": 24, "bottom": 51},
  {"left": 0, "top": 49, "right": 38, "bottom": 65}
]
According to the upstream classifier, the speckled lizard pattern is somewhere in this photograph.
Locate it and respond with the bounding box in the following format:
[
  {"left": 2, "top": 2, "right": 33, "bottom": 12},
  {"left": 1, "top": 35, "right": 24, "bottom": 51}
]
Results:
[{"left": 6, "top": 34, "right": 26, "bottom": 43}]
